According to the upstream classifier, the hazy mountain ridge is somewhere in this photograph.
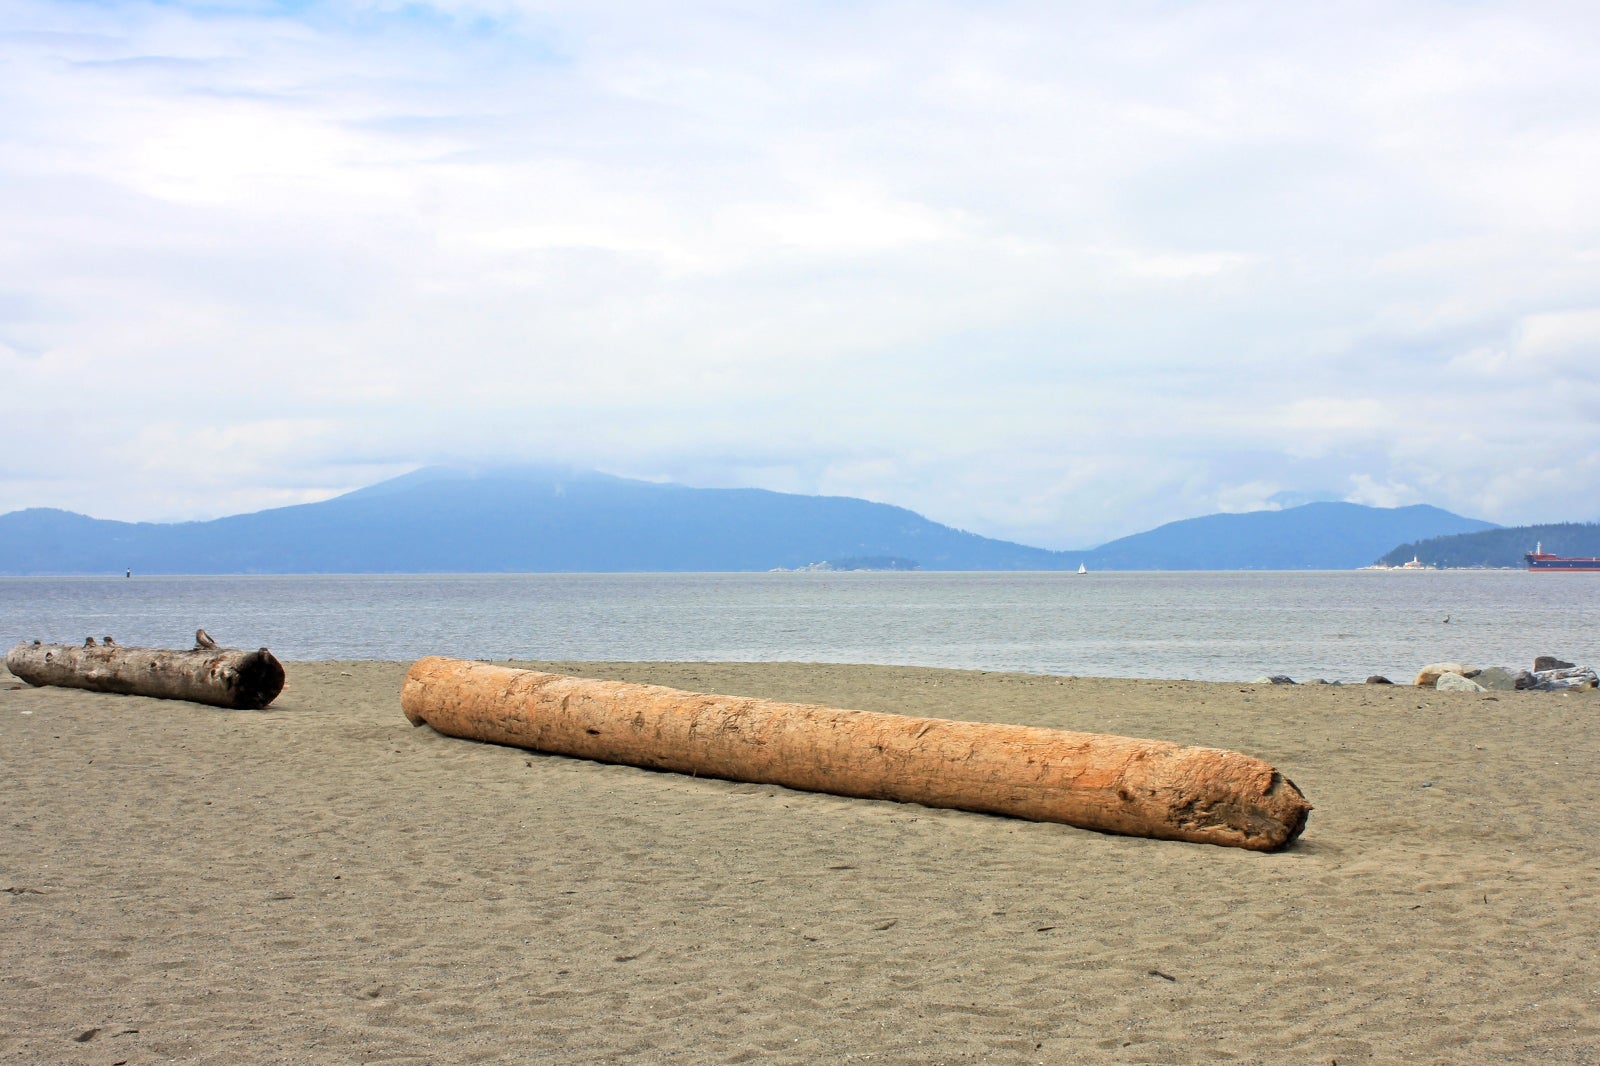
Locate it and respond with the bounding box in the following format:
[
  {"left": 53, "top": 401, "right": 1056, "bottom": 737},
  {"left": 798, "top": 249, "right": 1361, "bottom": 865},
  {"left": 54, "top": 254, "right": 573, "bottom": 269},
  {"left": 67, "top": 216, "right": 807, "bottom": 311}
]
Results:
[
  {"left": 0, "top": 466, "right": 1071, "bottom": 574},
  {"left": 1379, "top": 522, "right": 1600, "bottom": 569},
  {"left": 0, "top": 466, "right": 1497, "bottom": 574},
  {"left": 1087, "top": 502, "right": 1498, "bottom": 571}
]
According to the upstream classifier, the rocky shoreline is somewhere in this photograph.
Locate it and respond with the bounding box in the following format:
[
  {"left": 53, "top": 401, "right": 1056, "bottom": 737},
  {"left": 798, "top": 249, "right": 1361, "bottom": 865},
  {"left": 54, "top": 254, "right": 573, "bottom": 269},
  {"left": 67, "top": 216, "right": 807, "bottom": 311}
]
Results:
[{"left": 1255, "top": 654, "right": 1598, "bottom": 691}]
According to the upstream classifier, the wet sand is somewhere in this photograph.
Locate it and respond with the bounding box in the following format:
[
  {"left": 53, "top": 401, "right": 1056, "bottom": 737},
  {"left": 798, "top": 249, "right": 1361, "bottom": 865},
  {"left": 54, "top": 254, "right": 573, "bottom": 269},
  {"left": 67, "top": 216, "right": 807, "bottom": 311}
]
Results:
[{"left": 3, "top": 659, "right": 1598, "bottom": 1064}]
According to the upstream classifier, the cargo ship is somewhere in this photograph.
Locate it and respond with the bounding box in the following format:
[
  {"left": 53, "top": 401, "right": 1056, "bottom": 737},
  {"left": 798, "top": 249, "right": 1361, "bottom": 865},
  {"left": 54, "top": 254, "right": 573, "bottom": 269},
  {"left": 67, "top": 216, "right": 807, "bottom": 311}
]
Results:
[{"left": 1524, "top": 543, "right": 1600, "bottom": 571}]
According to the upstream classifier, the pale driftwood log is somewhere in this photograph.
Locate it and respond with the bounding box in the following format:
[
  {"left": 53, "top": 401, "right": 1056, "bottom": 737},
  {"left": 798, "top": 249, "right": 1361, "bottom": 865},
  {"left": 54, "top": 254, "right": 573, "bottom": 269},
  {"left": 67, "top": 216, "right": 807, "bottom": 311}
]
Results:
[
  {"left": 402, "top": 657, "right": 1311, "bottom": 851},
  {"left": 5, "top": 630, "right": 285, "bottom": 710}
]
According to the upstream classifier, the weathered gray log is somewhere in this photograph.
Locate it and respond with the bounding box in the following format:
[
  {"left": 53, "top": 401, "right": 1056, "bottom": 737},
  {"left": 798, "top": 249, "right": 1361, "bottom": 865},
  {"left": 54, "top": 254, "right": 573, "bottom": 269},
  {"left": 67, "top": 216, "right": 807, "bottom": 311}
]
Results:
[{"left": 4, "top": 630, "right": 285, "bottom": 710}]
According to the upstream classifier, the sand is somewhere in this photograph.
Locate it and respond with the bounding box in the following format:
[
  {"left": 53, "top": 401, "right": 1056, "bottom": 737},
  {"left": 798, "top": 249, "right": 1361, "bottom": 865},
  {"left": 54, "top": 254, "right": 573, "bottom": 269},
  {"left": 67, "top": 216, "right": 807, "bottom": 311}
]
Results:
[{"left": 3, "top": 658, "right": 1598, "bottom": 1064}]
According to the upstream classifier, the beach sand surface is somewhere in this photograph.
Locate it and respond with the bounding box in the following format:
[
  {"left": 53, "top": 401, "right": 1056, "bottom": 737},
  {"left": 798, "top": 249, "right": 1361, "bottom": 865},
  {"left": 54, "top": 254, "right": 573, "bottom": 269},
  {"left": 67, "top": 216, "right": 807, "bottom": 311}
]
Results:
[{"left": 3, "top": 659, "right": 1599, "bottom": 1064}]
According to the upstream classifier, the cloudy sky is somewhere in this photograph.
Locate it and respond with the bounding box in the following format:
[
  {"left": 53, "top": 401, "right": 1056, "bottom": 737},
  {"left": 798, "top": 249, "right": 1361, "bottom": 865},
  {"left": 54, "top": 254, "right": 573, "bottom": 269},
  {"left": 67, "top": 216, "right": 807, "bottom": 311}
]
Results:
[{"left": 3, "top": 0, "right": 1598, "bottom": 548}]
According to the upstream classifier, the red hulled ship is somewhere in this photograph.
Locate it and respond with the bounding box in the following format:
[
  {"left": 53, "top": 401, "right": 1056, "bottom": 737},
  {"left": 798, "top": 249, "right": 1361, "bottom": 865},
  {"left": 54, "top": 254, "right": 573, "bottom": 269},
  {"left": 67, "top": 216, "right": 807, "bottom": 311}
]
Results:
[{"left": 1525, "top": 543, "right": 1600, "bottom": 572}]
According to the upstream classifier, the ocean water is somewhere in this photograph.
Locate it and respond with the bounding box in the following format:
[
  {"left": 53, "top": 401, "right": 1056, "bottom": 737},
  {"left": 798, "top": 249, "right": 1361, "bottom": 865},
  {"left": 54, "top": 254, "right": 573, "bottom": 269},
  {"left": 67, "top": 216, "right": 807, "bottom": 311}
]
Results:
[{"left": 1, "top": 570, "right": 1596, "bottom": 683}]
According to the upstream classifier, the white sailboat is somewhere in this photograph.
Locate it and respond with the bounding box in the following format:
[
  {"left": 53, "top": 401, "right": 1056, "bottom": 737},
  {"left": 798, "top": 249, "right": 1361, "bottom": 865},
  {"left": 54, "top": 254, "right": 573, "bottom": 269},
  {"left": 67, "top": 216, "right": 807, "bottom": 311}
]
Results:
[{"left": 1077, "top": 562, "right": 1088, "bottom": 574}]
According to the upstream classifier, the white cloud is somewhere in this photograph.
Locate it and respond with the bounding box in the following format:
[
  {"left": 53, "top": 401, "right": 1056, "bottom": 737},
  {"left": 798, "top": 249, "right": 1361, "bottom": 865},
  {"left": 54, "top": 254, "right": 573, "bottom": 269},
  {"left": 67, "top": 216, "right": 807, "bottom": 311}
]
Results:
[
  {"left": 1345, "top": 475, "right": 1419, "bottom": 511},
  {"left": 1516, "top": 309, "right": 1600, "bottom": 369},
  {"left": 1213, "top": 482, "right": 1288, "bottom": 515},
  {"left": 2, "top": 0, "right": 1599, "bottom": 547}
]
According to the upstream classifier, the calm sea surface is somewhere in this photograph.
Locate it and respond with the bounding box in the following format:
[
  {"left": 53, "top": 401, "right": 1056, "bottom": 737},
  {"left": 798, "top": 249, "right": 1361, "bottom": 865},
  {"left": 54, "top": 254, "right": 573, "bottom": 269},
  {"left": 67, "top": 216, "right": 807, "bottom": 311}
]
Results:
[{"left": 2, "top": 571, "right": 1596, "bottom": 683}]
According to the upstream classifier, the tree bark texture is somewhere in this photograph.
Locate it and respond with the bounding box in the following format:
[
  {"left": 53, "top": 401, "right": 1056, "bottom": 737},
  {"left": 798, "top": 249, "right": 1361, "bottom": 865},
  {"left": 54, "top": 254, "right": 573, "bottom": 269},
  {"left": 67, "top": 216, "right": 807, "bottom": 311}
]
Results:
[
  {"left": 6, "top": 636, "right": 286, "bottom": 710},
  {"left": 402, "top": 657, "right": 1311, "bottom": 851}
]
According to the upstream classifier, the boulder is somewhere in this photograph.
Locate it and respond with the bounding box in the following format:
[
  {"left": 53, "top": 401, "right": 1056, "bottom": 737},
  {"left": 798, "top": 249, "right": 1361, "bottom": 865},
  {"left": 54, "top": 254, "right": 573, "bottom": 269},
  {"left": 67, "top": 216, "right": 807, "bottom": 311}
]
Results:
[
  {"left": 1435, "top": 672, "right": 1486, "bottom": 693},
  {"left": 1415, "top": 662, "right": 1474, "bottom": 687},
  {"left": 1474, "top": 667, "right": 1532, "bottom": 692},
  {"left": 1365, "top": 675, "right": 1394, "bottom": 685},
  {"left": 1251, "top": 675, "right": 1297, "bottom": 685},
  {"left": 1534, "top": 656, "right": 1575, "bottom": 672}
]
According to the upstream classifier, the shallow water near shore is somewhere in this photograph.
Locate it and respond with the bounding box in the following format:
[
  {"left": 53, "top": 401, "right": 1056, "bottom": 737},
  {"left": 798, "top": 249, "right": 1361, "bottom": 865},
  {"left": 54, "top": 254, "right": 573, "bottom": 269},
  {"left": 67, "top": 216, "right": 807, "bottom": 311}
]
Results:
[{"left": 4, "top": 569, "right": 1595, "bottom": 681}]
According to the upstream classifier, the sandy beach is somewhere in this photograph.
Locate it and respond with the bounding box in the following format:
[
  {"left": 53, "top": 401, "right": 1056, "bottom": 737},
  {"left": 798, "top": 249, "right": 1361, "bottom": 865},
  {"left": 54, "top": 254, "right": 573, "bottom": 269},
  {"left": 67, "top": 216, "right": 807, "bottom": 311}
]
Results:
[{"left": 4, "top": 658, "right": 1598, "bottom": 1064}]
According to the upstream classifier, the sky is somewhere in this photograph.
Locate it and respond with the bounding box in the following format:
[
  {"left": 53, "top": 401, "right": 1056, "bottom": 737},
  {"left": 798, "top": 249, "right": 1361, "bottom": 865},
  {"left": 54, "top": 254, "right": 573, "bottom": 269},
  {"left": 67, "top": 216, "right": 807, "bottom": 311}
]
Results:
[{"left": 2, "top": 0, "right": 1598, "bottom": 550}]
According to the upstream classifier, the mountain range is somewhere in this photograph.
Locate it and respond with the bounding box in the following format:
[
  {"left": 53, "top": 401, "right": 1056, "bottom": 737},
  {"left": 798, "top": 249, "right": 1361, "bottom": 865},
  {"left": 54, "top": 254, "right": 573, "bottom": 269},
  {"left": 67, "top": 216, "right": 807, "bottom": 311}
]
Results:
[{"left": 0, "top": 464, "right": 1499, "bottom": 574}]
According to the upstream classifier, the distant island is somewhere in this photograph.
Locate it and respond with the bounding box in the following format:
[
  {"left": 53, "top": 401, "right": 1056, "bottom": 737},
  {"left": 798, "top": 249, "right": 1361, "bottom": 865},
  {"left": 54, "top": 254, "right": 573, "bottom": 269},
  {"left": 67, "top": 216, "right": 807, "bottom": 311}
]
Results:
[
  {"left": 772, "top": 557, "right": 922, "bottom": 572},
  {"left": 0, "top": 463, "right": 1515, "bottom": 574}
]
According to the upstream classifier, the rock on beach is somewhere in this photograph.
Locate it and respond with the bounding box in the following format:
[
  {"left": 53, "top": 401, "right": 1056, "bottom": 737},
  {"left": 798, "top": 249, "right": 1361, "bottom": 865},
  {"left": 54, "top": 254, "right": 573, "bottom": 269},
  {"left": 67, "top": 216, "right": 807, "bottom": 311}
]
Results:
[
  {"left": 1434, "top": 672, "right": 1487, "bottom": 693},
  {"left": 1414, "top": 662, "right": 1477, "bottom": 687},
  {"left": 1416, "top": 656, "right": 1598, "bottom": 692}
]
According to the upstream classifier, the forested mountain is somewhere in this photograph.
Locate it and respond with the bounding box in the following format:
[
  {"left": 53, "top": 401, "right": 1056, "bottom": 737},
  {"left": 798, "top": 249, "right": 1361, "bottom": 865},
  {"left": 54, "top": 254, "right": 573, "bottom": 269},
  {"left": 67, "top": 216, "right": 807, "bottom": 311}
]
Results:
[{"left": 1379, "top": 523, "right": 1600, "bottom": 569}]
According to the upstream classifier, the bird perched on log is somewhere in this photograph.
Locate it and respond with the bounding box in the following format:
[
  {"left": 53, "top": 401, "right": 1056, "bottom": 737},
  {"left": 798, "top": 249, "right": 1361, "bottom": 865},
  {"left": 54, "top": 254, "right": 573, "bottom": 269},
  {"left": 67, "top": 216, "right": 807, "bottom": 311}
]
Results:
[
  {"left": 195, "top": 629, "right": 219, "bottom": 650},
  {"left": 103, "top": 636, "right": 116, "bottom": 646},
  {"left": 84, "top": 637, "right": 97, "bottom": 647}
]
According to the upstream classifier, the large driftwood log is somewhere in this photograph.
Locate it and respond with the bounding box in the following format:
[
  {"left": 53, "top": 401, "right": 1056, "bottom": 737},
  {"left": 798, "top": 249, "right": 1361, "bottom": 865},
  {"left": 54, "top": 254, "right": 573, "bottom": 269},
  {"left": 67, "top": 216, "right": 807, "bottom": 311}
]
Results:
[
  {"left": 5, "top": 630, "right": 285, "bottom": 710},
  {"left": 402, "top": 657, "right": 1311, "bottom": 851}
]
